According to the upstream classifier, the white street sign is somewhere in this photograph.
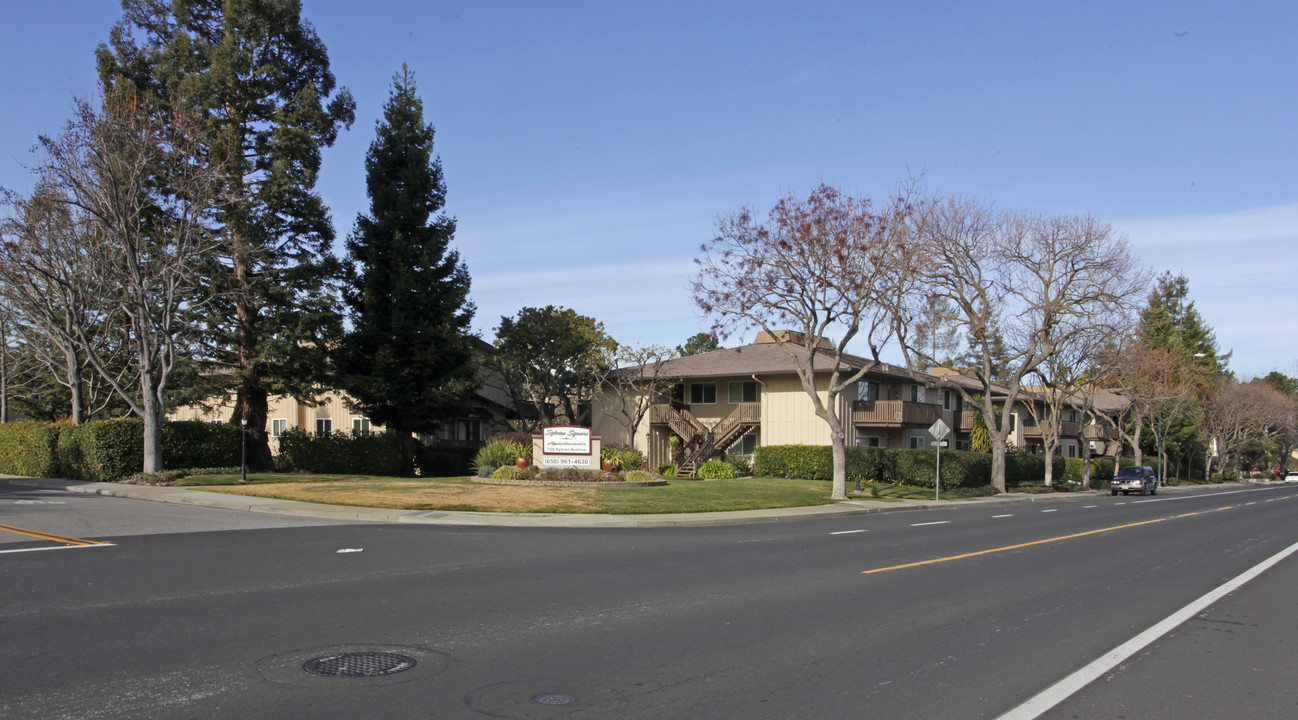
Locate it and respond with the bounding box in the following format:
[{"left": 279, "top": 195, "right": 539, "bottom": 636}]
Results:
[{"left": 928, "top": 418, "right": 951, "bottom": 441}]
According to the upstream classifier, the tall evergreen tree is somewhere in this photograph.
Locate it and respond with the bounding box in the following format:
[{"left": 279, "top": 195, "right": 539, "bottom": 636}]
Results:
[
  {"left": 336, "top": 66, "right": 477, "bottom": 472},
  {"left": 96, "top": 0, "right": 356, "bottom": 467}
]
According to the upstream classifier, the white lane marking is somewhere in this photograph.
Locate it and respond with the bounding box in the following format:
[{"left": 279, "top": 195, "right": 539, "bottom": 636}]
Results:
[
  {"left": 911, "top": 521, "right": 951, "bottom": 527},
  {"left": 1083, "top": 505, "right": 1097, "bottom": 509},
  {"left": 993, "top": 514, "right": 1014, "bottom": 518},
  {"left": 830, "top": 529, "right": 869, "bottom": 535},
  {"left": 1041, "top": 509, "right": 1058, "bottom": 513},
  {"left": 995, "top": 538, "right": 1298, "bottom": 720},
  {"left": 1114, "top": 502, "right": 1126, "bottom": 506},
  {"left": 0, "top": 543, "right": 116, "bottom": 555}
]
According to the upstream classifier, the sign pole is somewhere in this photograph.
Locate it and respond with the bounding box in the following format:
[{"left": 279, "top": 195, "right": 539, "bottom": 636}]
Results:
[
  {"left": 935, "top": 439, "right": 941, "bottom": 501},
  {"left": 927, "top": 418, "right": 951, "bottom": 502}
]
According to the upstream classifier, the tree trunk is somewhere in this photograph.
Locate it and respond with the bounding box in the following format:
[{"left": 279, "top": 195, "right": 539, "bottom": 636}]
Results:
[
  {"left": 235, "top": 386, "right": 273, "bottom": 470},
  {"left": 1080, "top": 436, "right": 1093, "bottom": 490},
  {"left": 830, "top": 428, "right": 847, "bottom": 500},
  {"left": 401, "top": 429, "right": 416, "bottom": 477},
  {"left": 142, "top": 398, "right": 163, "bottom": 474},
  {"left": 990, "top": 440, "right": 1007, "bottom": 493},
  {"left": 1043, "top": 445, "right": 1056, "bottom": 486}
]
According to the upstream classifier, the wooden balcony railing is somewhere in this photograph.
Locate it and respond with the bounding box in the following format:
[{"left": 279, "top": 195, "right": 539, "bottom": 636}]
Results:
[{"left": 852, "top": 400, "right": 941, "bottom": 426}]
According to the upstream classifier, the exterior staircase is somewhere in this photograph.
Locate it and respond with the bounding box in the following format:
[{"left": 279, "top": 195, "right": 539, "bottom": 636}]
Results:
[{"left": 655, "top": 402, "right": 760, "bottom": 478}]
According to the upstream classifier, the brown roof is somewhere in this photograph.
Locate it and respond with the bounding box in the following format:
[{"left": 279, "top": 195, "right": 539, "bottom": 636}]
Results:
[{"left": 621, "top": 341, "right": 922, "bottom": 381}]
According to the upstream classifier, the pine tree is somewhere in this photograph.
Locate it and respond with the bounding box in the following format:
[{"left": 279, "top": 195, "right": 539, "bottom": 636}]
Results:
[
  {"left": 336, "top": 66, "right": 477, "bottom": 472},
  {"left": 96, "top": 0, "right": 356, "bottom": 467}
]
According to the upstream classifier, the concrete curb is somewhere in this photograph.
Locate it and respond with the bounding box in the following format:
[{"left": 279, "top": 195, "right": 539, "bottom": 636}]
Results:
[{"left": 0, "top": 474, "right": 1235, "bottom": 529}]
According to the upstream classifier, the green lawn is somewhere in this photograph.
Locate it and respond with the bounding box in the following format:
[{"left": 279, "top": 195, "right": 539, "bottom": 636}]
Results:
[{"left": 177, "top": 473, "right": 939, "bottom": 514}]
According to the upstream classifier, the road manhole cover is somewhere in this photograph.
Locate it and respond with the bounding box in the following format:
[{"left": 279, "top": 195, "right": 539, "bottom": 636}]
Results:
[
  {"left": 302, "top": 651, "right": 417, "bottom": 678},
  {"left": 534, "top": 693, "right": 577, "bottom": 706}
]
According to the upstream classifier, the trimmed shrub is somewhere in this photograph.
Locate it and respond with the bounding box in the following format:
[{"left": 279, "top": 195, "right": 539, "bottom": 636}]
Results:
[
  {"left": 656, "top": 463, "right": 677, "bottom": 478},
  {"left": 161, "top": 421, "right": 242, "bottom": 469},
  {"left": 0, "top": 421, "right": 61, "bottom": 477},
  {"left": 755, "top": 443, "right": 992, "bottom": 490},
  {"left": 754, "top": 444, "right": 834, "bottom": 481},
  {"left": 892, "top": 448, "right": 991, "bottom": 491},
  {"left": 490, "top": 465, "right": 524, "bottom": 480},
  {"left": 277, "top": 429, "right": 407, "bottom": 476},
  {"left": 698, "top": 459, "right": 737, "bottom": 479},
  {"left": 600, "top": 444, "right": 643, "bottom": 471},
  {"left": 476, "top": 464, "right": 496, "bottom": 478},
  {"left": 625, "top": 470, "right": 656, "bottom": 483},
  {"left": 1061, "top": 456, "right": 1115, "bottom": 485},
  {"left": 417, "top": 445, "right": 480, "bottom": 477},
  {"left": 59, "top": 419, "right": 145, "bottom": 482}
]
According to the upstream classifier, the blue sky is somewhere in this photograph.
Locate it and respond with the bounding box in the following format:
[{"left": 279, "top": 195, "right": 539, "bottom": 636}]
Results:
[{"left": 2, "top": 1, "right": 1294, "bottom": 378}]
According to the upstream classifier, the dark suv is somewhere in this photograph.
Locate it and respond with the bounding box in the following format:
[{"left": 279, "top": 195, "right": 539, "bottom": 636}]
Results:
[{"left": 1111, "top": 465, "right": 1158, "bottom": 496}]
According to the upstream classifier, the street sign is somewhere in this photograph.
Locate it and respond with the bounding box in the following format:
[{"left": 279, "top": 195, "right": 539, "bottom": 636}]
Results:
[{"left": 927, "top": 419, "right": 950, "bottom": 503}]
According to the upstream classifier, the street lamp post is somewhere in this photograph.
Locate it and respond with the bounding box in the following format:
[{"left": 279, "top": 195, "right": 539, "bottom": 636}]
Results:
[{"left": 240, "top": 417, "right": 248, "bottom": 483}]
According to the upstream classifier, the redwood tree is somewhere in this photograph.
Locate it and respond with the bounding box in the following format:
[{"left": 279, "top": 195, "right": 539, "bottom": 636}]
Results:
[{"left": 97, "top": 0, "right": 356, "bottom": 467}]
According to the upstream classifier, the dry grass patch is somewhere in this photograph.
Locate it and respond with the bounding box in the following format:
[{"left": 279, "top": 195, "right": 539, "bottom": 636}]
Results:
[{"left": 182, "top": 473, "right": 844, "bottom": 514}]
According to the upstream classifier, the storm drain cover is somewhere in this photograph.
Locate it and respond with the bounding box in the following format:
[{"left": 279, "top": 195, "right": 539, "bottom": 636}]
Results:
[
  {"left": 302, "top": 651, "right": 417, "bottom": 678},
  {"left": 533, "top": 693, "right": 577, "bottom": 706}
]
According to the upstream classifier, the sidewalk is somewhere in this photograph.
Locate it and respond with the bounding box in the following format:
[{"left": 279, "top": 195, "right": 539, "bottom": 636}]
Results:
[{"left": 1, "top": 474, "right": 1117, "bottom": 528}]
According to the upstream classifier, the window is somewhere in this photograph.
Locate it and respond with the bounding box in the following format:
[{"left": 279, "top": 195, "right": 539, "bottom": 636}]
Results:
[
  {"left": 910, "top": 385, "right": 926, "bottom": 403},
  {"left": 461, "top": 419, "right": 482, "bottom": 443},
  {"left": 1009, "top": 414, "right": 1017, "bottom": 431},
  {"left": 271, "top": 419, "right": 288, "bottom": 438},
  {"left": 352, "top": 418, "right": 371, "bottom": 437},
  {"left": 1067, "top": 444, "right": 1077, "bottom": 458},
  {"left": 943, "top": 390, "right": 951, "bottom": 410},
  {"left": 315, "top": 418, "right": 332, "bottom": 437},
  {"left": 209, "top": 418, "right": 222, "bottom": 424},
  {"left": 728, "top": 432, "right": 757, "bottom": 456},
  {"left": 728, "top": 381, "right": 758, "bottom": 404},
  {"left": 689, "top": 383, "right": 717, "bottom": 404},
  {"left": 910, "top": 436, "right": 924, "bottom": 449},
  {"left": 956, "top": 440, "right": 972, "bottom": 451},
  {"left": 857, "top": 380, "right": 879, "bottom": 402}
]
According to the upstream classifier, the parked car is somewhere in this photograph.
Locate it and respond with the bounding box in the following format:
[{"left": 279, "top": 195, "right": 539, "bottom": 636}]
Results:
[
  {"left": 1285, "top": 471, "right": 1298, "bottom": 483},
  {"left": 1111, "top": 465, "right": 1158, "bottom": 496}
]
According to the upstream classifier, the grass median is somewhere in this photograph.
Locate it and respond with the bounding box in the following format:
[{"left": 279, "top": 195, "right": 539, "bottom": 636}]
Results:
[{"left": 175, "top": 473, "right": 933, "bottom": 514}]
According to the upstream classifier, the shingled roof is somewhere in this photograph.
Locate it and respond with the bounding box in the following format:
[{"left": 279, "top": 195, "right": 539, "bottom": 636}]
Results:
[{"left": 618, "top": 340, "right": 922, "bottom": 381}]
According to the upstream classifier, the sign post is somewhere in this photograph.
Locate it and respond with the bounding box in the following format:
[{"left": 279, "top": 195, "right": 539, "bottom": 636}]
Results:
[{"left": 928, "top": 418, "right": 951, "bottom": 501}]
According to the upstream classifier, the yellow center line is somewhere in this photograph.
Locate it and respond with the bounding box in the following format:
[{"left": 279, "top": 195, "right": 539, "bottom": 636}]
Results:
[
  {"left": 861, "top": 497, "right": 1274, "bottom": 575},
  {"left": 863, "top": 518, "right": 1167, "bottom": 574},
  {"left": 0, "top": 523, "right": 109, "bottom": 546}
]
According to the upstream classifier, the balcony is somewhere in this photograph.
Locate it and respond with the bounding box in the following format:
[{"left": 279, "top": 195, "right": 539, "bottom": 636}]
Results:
[
  {"left": 1022, "top": 420, "right": 1083, "bottom": 438},
  {"left": 852, "top": 400, "right": 940, "bottom": 426},
  {"left": 1085, "top": 423, "right": 1115, "bottom": 441},
  {"left": 958, "top": 410, "right": 977, "bottom": 431}
]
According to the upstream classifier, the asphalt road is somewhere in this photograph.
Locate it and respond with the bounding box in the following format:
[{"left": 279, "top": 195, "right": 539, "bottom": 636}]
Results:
[{"left": 2, "top": 482, "right": 1296, "bottom": 719}]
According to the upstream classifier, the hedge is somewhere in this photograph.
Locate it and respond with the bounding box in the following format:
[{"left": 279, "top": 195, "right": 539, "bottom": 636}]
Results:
[
  {"left": 162, "top": 421, "right": 243, "bottom": 469},
  {"left": 57, "top": 420, "right": 144, "bottom": 482},
  {"left": 277, "top": 428, "right": 407, "bottom": 476},
  {"left": 0, "top": 421, "right": 61, "bottom": 478},
  {"left": 754, "top": 444, "right": 993, "bottom": 490},
  {"left": 1061, "top": 456, "right": 1116, "bottom": 485},
  {"left": 417, "top": 445, "right": 479, "bottom": 477},
  {"left": 2, "top": 419, "right": 278, "bottom": 481}
]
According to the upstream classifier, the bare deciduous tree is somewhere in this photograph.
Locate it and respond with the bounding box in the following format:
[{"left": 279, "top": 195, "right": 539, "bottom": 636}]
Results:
[
  {"left": 596, "top": 343, "right": 679, "bottom": 448},
  {"left": 900, "top": 200, "right": 1147, "bottom": 492},
  {"left": 25, "top": 95, "right": 230, "bottom": 473},
  {"left": 693, "top": 183, "right": 919, "bottom": 500},
  {"left": 0, "top": 187, "right": 123, "bottom": 423}
]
